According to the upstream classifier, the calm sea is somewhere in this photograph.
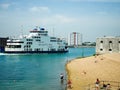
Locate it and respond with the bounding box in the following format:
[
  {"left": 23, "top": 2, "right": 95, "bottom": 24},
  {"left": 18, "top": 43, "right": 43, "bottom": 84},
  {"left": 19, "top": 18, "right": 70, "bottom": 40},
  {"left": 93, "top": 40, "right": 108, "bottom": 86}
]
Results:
[{"left": 0, "top": 47, "right": 95, "bottom": 90}]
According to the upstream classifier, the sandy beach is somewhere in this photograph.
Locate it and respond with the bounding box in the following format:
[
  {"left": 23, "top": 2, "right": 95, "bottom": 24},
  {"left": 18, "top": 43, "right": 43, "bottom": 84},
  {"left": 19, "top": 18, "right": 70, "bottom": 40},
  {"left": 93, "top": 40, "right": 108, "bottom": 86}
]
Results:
[{"left": 66, "top": 53, "right": 120, "bottom": 90}]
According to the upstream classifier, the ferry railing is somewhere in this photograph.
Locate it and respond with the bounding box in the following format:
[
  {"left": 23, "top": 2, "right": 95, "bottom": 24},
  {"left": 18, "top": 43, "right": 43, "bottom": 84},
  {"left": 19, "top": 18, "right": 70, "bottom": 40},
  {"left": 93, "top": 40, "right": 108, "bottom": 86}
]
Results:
[{"left": 83, "top": 80, "right": 120, "bottom": 90}]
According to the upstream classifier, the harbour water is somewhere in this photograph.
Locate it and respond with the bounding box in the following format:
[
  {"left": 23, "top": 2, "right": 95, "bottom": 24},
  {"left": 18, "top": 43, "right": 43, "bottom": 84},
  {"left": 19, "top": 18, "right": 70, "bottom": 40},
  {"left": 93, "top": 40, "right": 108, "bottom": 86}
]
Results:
[{"left": 0, "top": 47, "right": 95, "bottom": 90}]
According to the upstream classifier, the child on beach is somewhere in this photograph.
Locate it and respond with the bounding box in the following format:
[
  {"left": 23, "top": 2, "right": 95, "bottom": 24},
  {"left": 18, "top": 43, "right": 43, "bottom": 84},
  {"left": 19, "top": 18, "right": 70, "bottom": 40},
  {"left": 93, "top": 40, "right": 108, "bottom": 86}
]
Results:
[
  {"left": 95, "top": 78, "right": 100, "bottom": 90},
  {"left": 67, "top": 79, "right": 72, "bottom": 89}
]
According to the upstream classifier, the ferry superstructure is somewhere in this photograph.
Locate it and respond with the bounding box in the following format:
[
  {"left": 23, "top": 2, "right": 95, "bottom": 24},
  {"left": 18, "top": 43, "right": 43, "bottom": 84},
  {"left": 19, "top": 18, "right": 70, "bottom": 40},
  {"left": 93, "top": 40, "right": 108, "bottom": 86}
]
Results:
[{"left": 5, "top": 27, "right": 68, "bottom": 53}]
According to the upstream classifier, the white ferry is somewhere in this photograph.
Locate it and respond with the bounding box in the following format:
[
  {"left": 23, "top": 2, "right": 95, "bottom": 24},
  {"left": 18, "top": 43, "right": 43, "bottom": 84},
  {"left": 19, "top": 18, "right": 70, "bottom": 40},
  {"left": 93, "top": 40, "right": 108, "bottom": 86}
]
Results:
[{"left": 5, "top": 27, "right": 68, "bottom": 53}]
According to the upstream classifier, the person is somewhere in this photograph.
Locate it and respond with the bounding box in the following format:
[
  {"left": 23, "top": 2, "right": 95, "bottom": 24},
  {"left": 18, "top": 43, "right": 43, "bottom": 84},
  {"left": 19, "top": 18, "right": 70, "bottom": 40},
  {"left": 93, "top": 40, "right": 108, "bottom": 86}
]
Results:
[
  {"left": 95, "top": 78, "right": 100, "bottom": 90},
  {"left": 67, "top": 79, "right": 72, "bottom": 89},
  {"left": 60, "top": 73, "right": 64, "bottom": 80},
  {"left": 103, "top": 83, "right": 107, "bottom": 89},
  {"left": 106, "top": 83, "right": 111, "bottom": 90}
]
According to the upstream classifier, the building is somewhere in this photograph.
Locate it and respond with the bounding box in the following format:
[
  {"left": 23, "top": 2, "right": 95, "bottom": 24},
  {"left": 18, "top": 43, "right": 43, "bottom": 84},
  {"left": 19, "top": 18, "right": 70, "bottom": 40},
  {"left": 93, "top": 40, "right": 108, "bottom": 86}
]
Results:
[
  {"left": 0, "top": 37, "right": 8, "bottom": 52},
  {"left": 70, "top": 32, "right": 82, "bottom": 47},
  {"left": 4, "top": 27, "right": 68, "bottom": 53},
  {"left": 96, "top": 36, "right": 120, "bottom": 54},
  {"left": 82, "top": 42, "right": 96, "bottom": 46}
]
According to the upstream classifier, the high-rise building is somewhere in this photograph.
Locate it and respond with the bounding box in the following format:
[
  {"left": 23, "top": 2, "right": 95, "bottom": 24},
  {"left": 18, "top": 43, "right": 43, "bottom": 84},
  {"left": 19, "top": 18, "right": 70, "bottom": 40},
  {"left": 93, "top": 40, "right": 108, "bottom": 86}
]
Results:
[{"left": 70, "top": 32, "right": 82, "bottom": 47}]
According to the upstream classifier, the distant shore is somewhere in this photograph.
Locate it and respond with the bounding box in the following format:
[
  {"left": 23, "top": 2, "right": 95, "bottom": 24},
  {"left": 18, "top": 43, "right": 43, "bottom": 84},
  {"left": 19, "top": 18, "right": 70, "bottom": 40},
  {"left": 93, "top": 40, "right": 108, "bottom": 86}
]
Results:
[
  {"left": 68, "top": 45, "right": 95, "bottom": 48},
  {"left": 66, "top": 53, "right": 120, "bottom": 90}
]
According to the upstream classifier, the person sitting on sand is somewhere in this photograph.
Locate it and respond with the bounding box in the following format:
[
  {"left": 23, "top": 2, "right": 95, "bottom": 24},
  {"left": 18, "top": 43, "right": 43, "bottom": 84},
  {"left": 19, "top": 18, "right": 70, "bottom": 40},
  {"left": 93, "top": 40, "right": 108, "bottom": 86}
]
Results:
[
  {"left": 106, "top": 83, "right": 111, "bottom": 90},
  {"left": 103, "top": 83, "right": 107, "bottom": 89}
]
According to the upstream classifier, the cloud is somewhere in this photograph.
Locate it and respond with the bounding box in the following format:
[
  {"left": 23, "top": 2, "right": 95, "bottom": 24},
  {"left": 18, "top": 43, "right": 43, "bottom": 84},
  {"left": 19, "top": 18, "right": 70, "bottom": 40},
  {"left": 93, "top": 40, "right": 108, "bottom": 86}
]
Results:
[
  {"left": 29, "top": 6, "right": 50, "bottom": 13},
  {"left": 38, "top": 14, "right": 77, "bottom": 25},
  {"left": 0, "top": 3, "right": 10, "bottom": 9},
  {"left": 54, "top": 14, "right": 76, "bottom": 23}
]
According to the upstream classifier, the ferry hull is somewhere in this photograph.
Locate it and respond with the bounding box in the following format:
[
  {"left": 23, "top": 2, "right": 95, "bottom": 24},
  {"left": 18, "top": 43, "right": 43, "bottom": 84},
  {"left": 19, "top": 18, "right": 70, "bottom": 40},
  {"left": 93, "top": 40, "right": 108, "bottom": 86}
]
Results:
[{"left": 4, "top": 50, "right": 68, "bottom": 54}]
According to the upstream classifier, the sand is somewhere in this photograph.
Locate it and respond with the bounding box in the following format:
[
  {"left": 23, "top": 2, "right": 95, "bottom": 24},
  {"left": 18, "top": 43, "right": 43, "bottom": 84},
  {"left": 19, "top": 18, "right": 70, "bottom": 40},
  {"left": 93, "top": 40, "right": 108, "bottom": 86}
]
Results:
[{"left": 66, "top": 53, "right": 120, "bottom": 90}]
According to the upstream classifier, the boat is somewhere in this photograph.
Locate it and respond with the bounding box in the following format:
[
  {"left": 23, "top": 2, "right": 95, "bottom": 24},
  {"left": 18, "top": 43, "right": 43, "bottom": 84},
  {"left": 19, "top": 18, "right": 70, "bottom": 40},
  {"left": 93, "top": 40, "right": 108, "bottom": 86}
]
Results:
[{"left": 4, "top": 27, "right": 68, "bottom": 53}]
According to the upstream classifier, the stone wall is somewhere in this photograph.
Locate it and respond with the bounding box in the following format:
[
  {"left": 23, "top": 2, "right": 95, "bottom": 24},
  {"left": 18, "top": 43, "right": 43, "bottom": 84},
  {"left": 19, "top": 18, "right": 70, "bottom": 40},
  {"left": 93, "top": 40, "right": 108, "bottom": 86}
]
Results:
[{"left": 96, "top": 37, "right": 120, "bottom": 54}]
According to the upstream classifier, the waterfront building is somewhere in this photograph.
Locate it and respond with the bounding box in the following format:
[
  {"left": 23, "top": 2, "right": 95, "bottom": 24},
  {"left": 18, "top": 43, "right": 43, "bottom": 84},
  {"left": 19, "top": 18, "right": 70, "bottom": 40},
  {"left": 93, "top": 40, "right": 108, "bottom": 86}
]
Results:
[
  {"left": 96, "top": 36, "right": 120, "bottom": 54},
  {"left": 70, "top": 32, "right": 82, "bottom": 47},
  {"left": 0, "top": 37, "right": 8, "bottom": 52}
]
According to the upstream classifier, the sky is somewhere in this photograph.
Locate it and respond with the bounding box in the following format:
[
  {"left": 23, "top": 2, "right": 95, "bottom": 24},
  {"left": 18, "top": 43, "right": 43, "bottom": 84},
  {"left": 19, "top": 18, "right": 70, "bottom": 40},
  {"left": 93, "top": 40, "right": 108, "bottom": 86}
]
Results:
[{"left": 0, "top": 0, "right": 120, "bottom": 42}]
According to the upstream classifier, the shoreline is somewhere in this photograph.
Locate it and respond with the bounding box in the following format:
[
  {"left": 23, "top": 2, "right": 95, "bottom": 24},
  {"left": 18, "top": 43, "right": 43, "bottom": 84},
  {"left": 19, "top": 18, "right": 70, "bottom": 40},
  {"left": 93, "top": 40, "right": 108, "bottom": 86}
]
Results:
[
  {"left": 68, "top": 46, "right": 95, "bottom": 48},
  {"left": 66, "top": 53, "right": 120, "bottom": 90}
]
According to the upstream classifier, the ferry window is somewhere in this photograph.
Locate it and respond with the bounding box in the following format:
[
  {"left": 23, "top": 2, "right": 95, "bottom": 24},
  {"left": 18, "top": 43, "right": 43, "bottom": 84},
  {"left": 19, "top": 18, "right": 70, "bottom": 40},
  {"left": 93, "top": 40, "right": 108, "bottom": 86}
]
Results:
[
  {"left": 50, "top": 37, "right": 56, "bottom": 39},
  {"left": 34, "top": 48, "right": 40, "bottom": 51},
  {"left": 100, "top": 41, "right": 103, "bottom": 43},
  {"left": 16, "top": 45, "right": 21, "bottom": 48},
  {"left": 119, "top": 41, "right": 120, "bottom": 43},
  {"left": 10, "top": 45, "right": 21, "bottom": 48},
  {"left": 35, "top": 36, "right": 39, "bottom": 38},
  {"left": 36, "top": 39, "right": 41, "bottom": 41},
  {"left": 50, "top": 40, "right": 56, "bottom": 42},
  {"left": 109, "top": 41, "right": 112, "bottom": 43},
  {"left": 25, "top": 45, "right": 30, "bottom": 48},
  {"left": 27, "top": 42, "right": 32, "bottom": 44},
  {"left": 8, "top": 45, "right": 11, "bottom": 48},
  {"left": 44, "top": 34, "right": 47, "bottom": 36},
  {"left": 58, "top": 40, "right": 62, "bottom": 42},
  {"left": 44, "top": 31, "right": 48, "bottom": 33},
  {"left": 34, "top": 36, "right": 39, "bottom": 38},
  {"left": 27, "top": 39, "right": 33, "bottom": 41}
]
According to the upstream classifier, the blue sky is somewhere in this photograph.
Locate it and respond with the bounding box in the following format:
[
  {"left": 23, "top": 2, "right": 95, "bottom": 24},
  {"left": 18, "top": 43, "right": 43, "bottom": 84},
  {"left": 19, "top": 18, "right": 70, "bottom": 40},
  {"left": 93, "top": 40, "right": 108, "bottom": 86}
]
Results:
[{"left": 0, "top": 0, "right": 120, "bottom": 42}]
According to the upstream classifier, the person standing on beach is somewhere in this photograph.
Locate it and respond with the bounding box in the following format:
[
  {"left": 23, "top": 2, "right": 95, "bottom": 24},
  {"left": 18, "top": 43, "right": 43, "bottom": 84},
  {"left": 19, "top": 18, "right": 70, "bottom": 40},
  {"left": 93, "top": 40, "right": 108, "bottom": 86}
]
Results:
[
  {"left": 60, "top": 73, "right": 64, "bottom": 84},
  {"left": 95, "top": 78, "right": 100, "bottom": 90},
  {"left": 60, "top": 73, "right": 64, "bottom": 80},
  {"left": 67, "top": 79, "right": 72, "bottom": 89}
]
